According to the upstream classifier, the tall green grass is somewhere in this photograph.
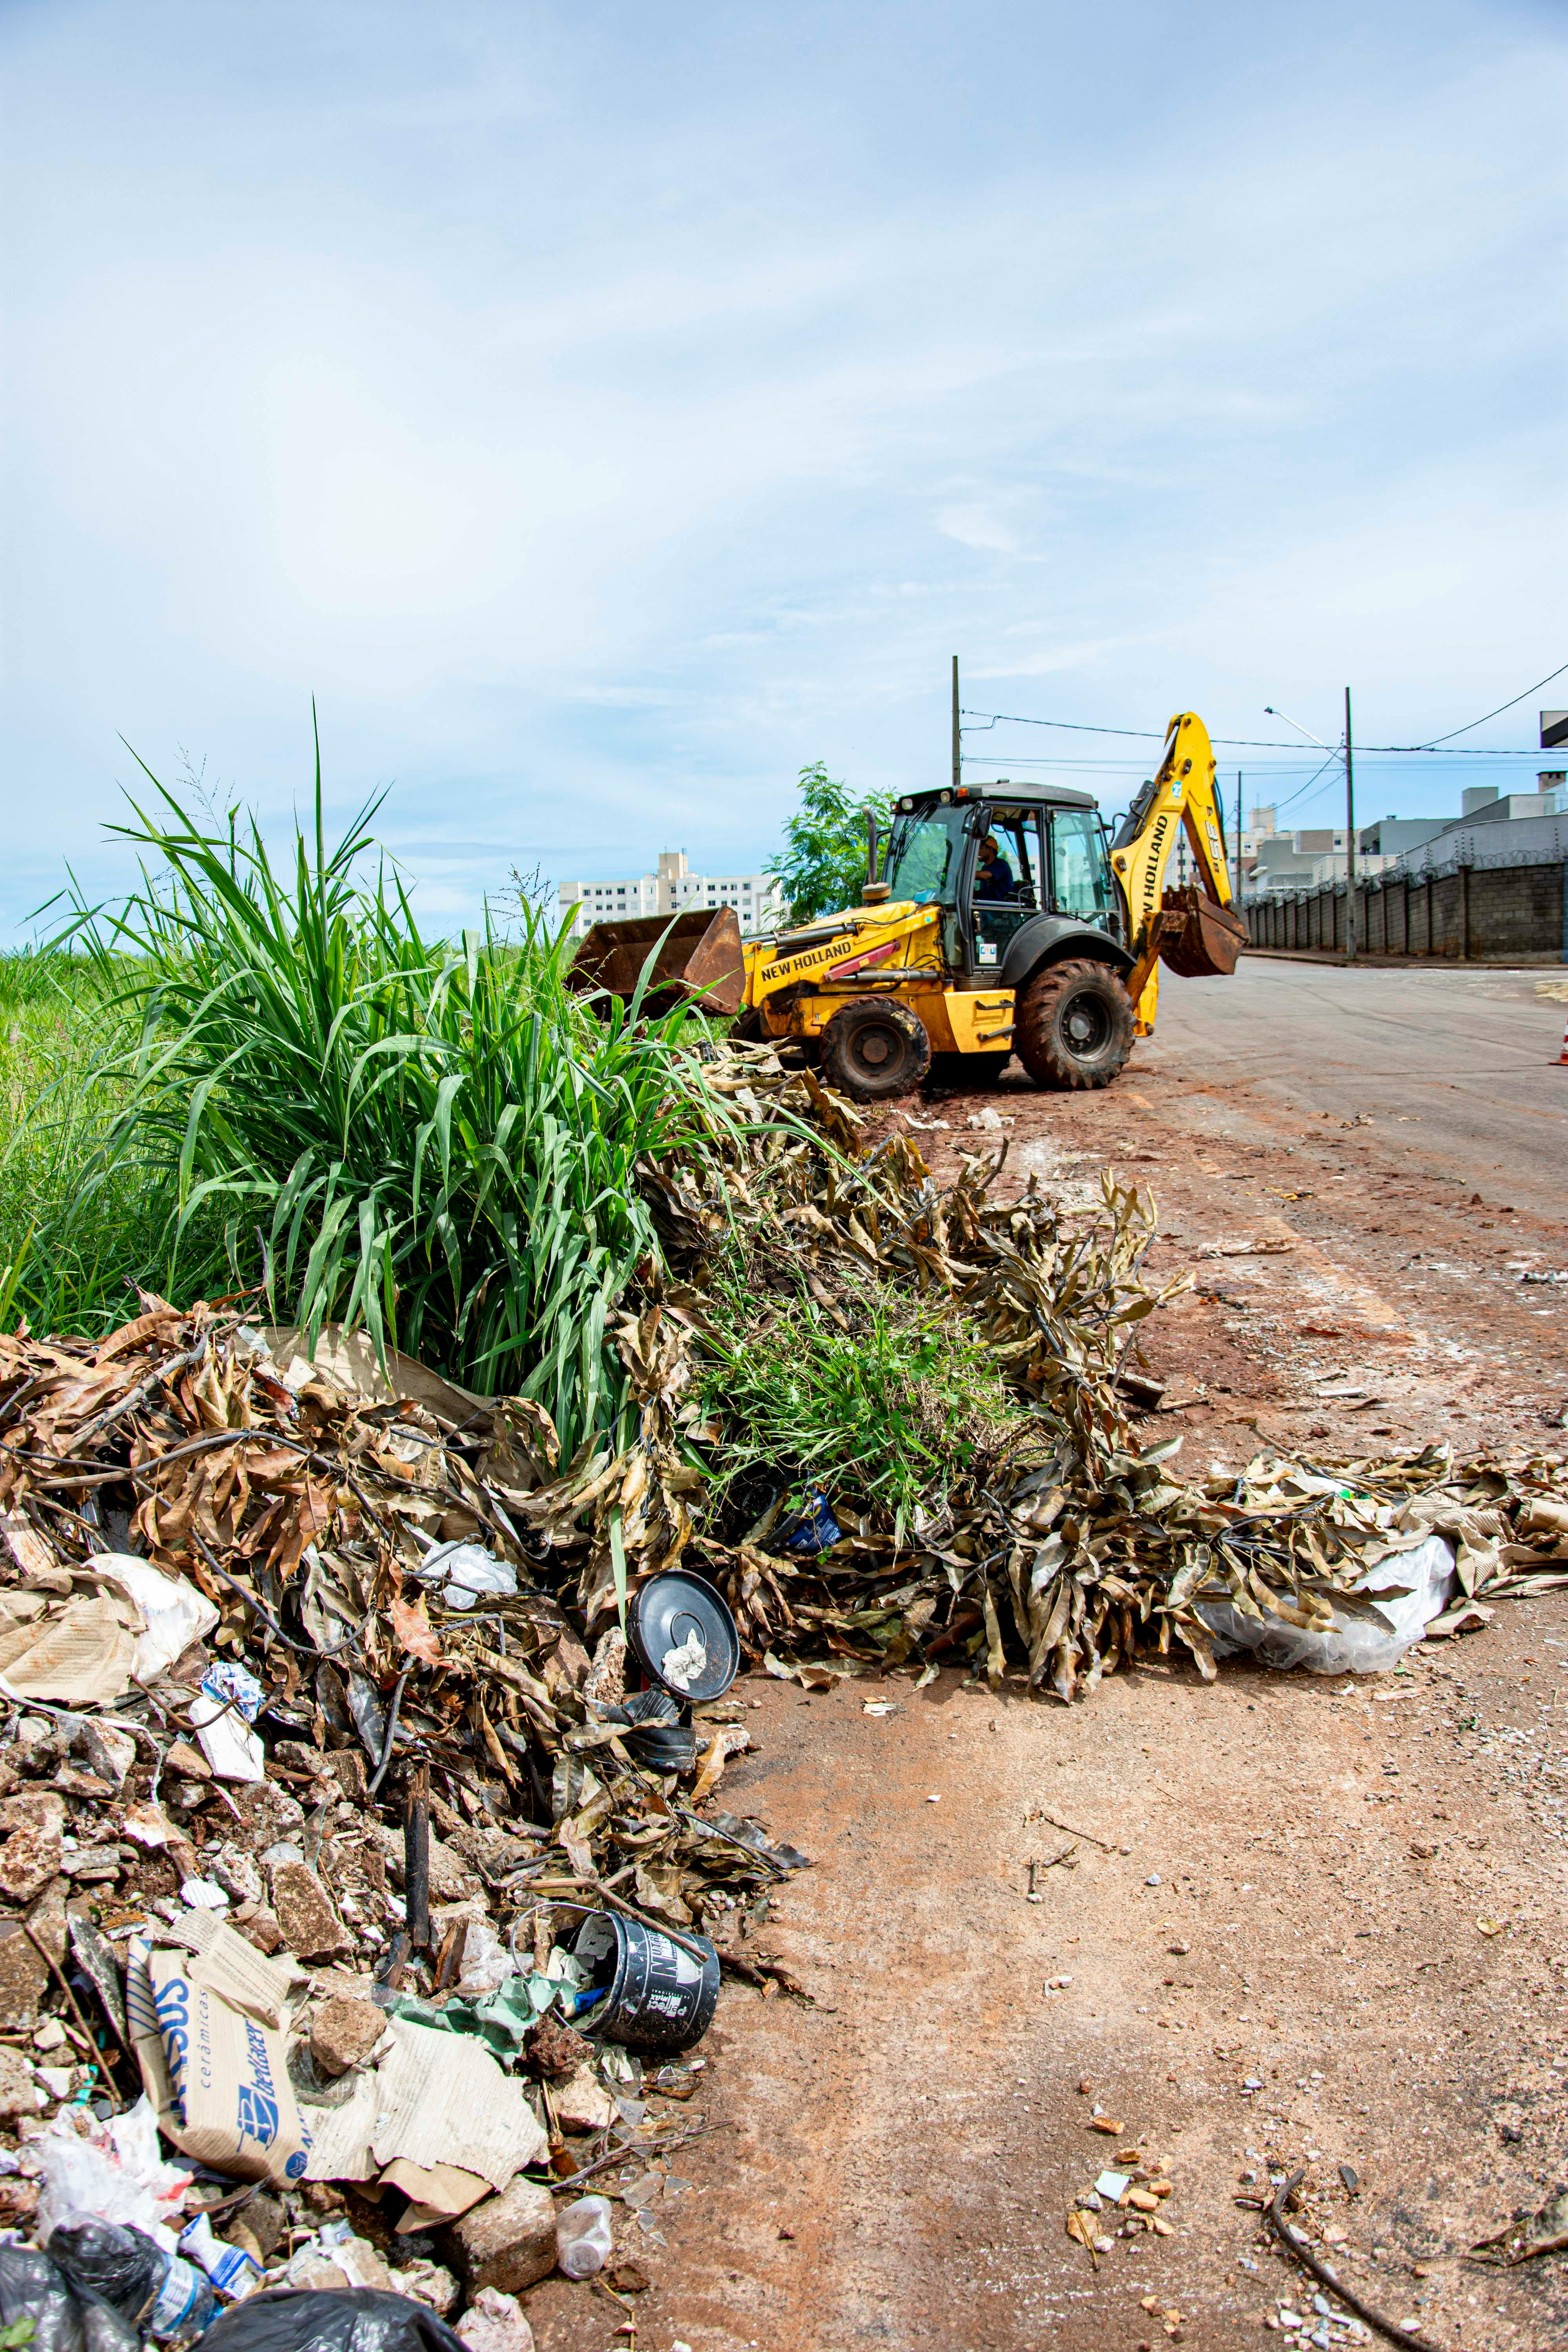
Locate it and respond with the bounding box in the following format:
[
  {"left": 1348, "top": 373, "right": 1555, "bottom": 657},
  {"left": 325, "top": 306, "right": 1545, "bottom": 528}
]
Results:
[
  {"left": 0, "top": 951, "right": 202, "bottom": 1333},
  {"left": 62, "top": 754, "right": 717, "bottom": 1456}
]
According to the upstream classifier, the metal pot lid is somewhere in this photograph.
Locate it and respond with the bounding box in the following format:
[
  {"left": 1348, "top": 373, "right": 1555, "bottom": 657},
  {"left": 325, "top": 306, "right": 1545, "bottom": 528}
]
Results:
[{"left": 628, "top": 1570, "right": 739, "bottom": 1703}]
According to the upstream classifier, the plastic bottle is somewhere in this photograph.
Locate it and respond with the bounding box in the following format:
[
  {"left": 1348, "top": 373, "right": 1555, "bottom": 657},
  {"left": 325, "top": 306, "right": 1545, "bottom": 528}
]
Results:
[
  {"left": 48, "top": 2219, "right": 218, "bottom": 2339},
  {"left": 555, "top": 2193, "right": 614, "bottom": 2279},
  {"left": 180, "top": 2211, "right": 265, "bottom": 2299}
]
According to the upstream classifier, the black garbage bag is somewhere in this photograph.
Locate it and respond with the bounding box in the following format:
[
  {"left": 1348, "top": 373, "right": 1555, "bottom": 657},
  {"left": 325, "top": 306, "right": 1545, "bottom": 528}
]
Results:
[
  {"left": 202, "top": 2290, "right": 469, "bottom": 2352},
  {"left": 0, "top": 2243, "right": 141, "bottom": 2352},
  {"left": 50, "top": 2220, "right": 218, "bottom": 2339}
]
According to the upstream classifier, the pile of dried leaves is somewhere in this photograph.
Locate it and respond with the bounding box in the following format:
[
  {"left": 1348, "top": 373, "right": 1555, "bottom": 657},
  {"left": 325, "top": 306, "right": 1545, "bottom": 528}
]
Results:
[{"left": 560, "top": 1041, "right": 1568, "bottom": 1699}]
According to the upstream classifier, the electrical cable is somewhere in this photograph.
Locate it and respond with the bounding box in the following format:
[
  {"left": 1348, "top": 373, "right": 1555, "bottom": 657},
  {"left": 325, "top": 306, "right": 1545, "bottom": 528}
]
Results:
[
  {"left": 961, "top": 708, "right": 1542, "bottom": 754},
  {"left": 1401, "top": 656, "right": 1568, "bottom": 747}
]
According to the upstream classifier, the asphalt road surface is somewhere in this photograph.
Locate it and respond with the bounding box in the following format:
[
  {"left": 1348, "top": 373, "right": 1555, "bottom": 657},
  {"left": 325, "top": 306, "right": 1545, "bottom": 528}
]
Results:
[{"left": 1140, "top": 958, "right": 1568, "bottom": 1220}]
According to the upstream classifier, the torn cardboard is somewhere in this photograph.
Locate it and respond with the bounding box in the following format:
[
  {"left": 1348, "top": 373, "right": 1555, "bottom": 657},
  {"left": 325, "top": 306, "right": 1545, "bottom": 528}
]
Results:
[{"left": 303, "top": 2014, "right": 546, "bottom": 2191}]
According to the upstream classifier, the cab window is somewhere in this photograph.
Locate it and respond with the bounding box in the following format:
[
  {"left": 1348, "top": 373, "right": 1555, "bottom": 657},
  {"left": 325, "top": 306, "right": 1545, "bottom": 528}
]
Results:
[
  {"left": 1049, "top": 808, "right": 1111, "bottom": 918},
  {"left": 970, "top": 808, "right": 1041, "bottom": 968},
  {"left": 883, "top": 806, "right": 967, "bottom": 905}
]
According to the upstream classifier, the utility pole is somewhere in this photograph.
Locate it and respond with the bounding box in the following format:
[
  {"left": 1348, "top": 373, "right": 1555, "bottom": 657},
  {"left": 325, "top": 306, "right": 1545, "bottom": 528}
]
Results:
[
  {"left": 1344, "top": 686, "right": 1357, "bottom": 962},
  {"left": 951, "top": 657, "right": 961, "bottom": 793},
  {"left": 1235, "top": 770, "right": 1243, "bottom": 902}
]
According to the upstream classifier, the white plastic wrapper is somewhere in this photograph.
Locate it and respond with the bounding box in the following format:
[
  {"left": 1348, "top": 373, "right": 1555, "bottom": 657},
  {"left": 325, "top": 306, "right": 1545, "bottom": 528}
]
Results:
[
  {"left": 1195, "top": 1533, "right": 1455, "bottom": 1675},
  {"left": 87, "top": 1554, "right": 221, "bottom": 1682},
  {"left": 34, "top": 2097, "right": 193, "bottom": 2250},
  {"left": 417, "top": 1542, "right": 519, "bottom": 1610}
]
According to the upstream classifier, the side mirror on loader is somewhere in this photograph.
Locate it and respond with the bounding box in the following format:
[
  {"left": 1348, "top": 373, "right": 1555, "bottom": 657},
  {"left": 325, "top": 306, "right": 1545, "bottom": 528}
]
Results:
[{"left": 863, "top": 808, "right": 891, "bottom": 903}]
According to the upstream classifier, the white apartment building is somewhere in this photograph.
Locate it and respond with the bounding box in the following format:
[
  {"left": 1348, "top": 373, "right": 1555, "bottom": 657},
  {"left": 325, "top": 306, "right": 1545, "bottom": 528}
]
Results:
[{"left": 558, "top": 850, "right": 786, "bottom": 942}]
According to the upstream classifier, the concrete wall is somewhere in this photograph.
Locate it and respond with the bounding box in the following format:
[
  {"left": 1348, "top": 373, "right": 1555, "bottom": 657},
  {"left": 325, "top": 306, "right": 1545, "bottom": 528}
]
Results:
[{"left": 1245, "top": 857, "right": 1568, "bottom": 961}]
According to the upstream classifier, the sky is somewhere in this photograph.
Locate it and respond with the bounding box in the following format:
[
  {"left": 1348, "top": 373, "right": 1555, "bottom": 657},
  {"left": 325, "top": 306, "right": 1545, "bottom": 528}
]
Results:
[{"left": 2, "top": 0, "right": 1565, "bottom": 939}]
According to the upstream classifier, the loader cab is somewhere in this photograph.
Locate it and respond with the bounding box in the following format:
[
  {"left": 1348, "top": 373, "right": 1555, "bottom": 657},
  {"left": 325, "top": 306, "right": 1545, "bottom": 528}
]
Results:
[{"left": 882, "top": 784, "right": 1120, "bottom": 975}]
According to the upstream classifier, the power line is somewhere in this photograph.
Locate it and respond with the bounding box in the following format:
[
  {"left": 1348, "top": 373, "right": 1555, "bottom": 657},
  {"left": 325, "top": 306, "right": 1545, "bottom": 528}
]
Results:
[
  {"left": 960, "top": 707, "right": 1543, "bottom": 754},
  {"left": 1402, "top": 657, "right": 1568, "bottom": 748}
]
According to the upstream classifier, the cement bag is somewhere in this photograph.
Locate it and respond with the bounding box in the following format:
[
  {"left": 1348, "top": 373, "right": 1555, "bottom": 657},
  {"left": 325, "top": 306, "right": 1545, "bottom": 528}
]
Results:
[{"left": 1195, "top": 1534, "right": 1455, "bottom": 1676}]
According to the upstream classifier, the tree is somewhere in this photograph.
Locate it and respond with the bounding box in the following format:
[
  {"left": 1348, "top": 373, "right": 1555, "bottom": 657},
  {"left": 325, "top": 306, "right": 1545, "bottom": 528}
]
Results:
[{"left": 765, "top": 763, "right": 895, "bottom": 925}]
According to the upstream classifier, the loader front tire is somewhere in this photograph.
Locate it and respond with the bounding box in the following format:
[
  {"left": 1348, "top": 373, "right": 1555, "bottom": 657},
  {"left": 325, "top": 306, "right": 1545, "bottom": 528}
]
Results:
[
  {"left": 1014, "top": 958, "right": 1134, "bottom": 1091},
  {"left": 820, "top": 996, "right": 931, "bottom": 1101}
]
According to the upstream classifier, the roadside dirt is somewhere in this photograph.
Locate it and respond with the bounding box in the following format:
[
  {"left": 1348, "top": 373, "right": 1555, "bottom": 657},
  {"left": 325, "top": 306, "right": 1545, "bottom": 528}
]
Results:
[{"left": 521, "top": 1022, "right": 1568, "bottom": 2352}]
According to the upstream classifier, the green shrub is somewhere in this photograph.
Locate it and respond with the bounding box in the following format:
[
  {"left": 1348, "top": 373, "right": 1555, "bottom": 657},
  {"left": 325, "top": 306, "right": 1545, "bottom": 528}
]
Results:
[
  {"left": 700, "top": 1266, "right": 1016, "bottom": 1542},
  {"left": 63, "top": 751, "right": 721, "bottom": 1454}
]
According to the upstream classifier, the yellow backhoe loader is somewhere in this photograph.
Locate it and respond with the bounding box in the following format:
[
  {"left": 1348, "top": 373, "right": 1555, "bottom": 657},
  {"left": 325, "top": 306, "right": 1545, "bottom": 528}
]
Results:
[{"left": 568, "top": 710, "right": 1245, "bottom": 1100}]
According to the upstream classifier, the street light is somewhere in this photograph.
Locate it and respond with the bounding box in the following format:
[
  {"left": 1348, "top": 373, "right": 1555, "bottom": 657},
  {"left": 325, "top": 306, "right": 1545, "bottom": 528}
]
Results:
[{"left": 1263, "top": 704, "right": 1331, "bottom": 750}]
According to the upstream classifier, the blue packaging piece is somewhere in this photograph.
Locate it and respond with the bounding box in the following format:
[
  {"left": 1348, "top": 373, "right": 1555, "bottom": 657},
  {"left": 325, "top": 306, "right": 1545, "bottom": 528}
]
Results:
[{"left": 780, "top": 1492, "right": 841, "bottom": 1554}]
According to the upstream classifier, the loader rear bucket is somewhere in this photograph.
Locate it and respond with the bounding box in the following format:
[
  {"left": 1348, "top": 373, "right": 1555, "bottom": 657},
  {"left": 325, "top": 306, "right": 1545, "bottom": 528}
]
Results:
[
  {"left": 566, "top": 906, "right": 746, "bottom": 1020},
  {"left": 1156, "top": 886, "right": 1249, "bottom": 980}
]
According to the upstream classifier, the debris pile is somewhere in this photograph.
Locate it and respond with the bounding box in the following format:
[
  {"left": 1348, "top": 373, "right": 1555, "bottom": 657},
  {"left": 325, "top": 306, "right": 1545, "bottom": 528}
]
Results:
[
  {"left": 592, "top": 1044, "right": 1568, "bottom": 1697},
  {"left": 0, "top": 1036, "right": 1564, "bottom": 2337},
  {"left": 0, "top": 1289, "right": 803, "bottom": 2339}
]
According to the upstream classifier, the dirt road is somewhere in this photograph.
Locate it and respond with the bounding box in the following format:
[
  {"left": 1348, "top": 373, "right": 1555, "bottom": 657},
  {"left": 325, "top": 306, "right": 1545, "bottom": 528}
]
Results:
[{"left": 523, "top": 960, "right": 1568, "bottom": 2352}]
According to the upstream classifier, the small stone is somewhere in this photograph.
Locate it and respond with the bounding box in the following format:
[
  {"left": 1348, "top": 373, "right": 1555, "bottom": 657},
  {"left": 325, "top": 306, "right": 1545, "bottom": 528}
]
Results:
[
  {"left": 78, "top": 1722, "right": 137, "bottom": 1788},
  {"left": 211, "top": 1843, "right": 264, "bottom": 1907},
  {"left": 394, "top": 2256, "right": 459, "bottom": 2314},
  {"left": 269, "top": 1860, "right": 352, "bottom": 1961},
  {"left": 553, "top": 2064, "right": 617, "bottom": 2134},
  {"left": 0, "top": 1794, "right": 65, "bottom": 1904},
  {"left": 0, "top": 2045, "right": 42, "bottom": 2120},
  {"left": 455, "top": 2286, "right": 536, "bottom": 2352},
  {"left": 1145, "top": 1874, "right": 1161, "bottom": 1887},
  {"left": 1076, "top": 2076, "right": 1093, "bottom": 2094},
  {"left": 310, "top": 1994, "right": 386, "bottom": 2078},
  {"left": 236, "top": 1909, "right": 284, "bottom": 1955},
  {"left": 523, "top": 2014, "right": 592, "bottom": 2082},
  {"left": 36, "top": 2065, "right": 75, "bottom": 2100},
  {"left": 64, "top": 1845, "right": 123, "bottom": 1884},
  {"left": 32, "top": 2019, "right": 66, "bottom": 2053},
  {"left": 444, "top": 2177, "right": 559, "bottom": 2295}
]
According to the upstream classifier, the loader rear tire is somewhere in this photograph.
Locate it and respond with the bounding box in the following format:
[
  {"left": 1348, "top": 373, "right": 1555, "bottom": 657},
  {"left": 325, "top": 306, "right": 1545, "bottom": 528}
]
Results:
[
  {"left": 1014, "top": 958, "right": 1134, "bottom": 1091},
  {"left": 820, "top": 996, "right": 932, "bottom": 1101}
]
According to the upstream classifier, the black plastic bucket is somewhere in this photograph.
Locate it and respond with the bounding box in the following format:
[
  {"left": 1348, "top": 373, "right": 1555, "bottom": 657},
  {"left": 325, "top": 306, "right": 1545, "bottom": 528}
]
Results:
[
  {"left": 572, "top": 1911, "right": 720, "bottom": 2053},
  {"left": 627, "top": 1570, "right": 740, "bottom": 1702}
]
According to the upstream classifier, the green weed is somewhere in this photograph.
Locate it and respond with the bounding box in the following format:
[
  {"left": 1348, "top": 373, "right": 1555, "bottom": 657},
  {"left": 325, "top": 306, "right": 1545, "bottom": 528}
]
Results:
[
  {"left": 60, "top": 744, "right": 722, "bottom": 1454},
  {"left": 700, "top": 1267, "right": 1017, "bottom": 1541}
]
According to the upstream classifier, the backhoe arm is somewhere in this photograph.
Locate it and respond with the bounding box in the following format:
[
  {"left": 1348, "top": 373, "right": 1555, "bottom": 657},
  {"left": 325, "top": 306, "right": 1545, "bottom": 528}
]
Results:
[{"left": 1109, "top": 711, "right": 1236, "bottom": 1036}]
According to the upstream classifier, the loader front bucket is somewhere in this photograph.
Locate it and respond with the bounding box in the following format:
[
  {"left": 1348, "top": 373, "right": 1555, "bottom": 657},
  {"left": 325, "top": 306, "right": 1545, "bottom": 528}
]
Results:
[
  {"left": 1156, "top": 886, "right": 1248, "bottom": 980},
  {"left": 566, "top": 906, "right": 746, "bottom": 1020}
]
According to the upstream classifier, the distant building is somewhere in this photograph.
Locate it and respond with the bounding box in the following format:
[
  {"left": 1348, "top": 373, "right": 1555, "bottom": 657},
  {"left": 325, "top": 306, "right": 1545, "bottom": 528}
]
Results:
[
  {"left": 1357, "top": 813, "right": 1452, "bottom": 857},
  {"left": 558, "top": 849, "right": 786, "bottom": 942},
  {"left": 1457, "top": 784, "right": 1563, "bottom": 823},
  {"left": 1249, "top": 831, "right": 1393, "bottom": 897}
]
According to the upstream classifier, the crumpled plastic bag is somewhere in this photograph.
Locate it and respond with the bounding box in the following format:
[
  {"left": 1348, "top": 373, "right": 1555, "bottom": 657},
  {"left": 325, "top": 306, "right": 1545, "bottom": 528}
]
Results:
[
  {"left": 200, "top": 2287, "right": 468, "bottom": 2352},
  {"left": 35, "top": 2096, "right": 193, "bottom": 2246},
  {"left": 1196, "top": 1533, "right": 1455, "bottom": 1675},
  {"left": 91, "top": 1555, "right": 221, "bottom": 1684},
  {"left": 414, "top": 1544, "right": 518, "bottom": 1611}
]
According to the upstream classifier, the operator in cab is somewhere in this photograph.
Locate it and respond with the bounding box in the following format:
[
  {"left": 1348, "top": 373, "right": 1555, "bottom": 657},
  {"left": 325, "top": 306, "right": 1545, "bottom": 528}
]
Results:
[{"left": 975, "top": 833, "right": 1016, "bottom": 901}]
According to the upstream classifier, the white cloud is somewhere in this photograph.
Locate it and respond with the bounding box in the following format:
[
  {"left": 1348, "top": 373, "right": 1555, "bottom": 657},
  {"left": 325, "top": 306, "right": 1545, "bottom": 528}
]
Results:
[{"left": 2, "top": 2, "right": 1565, "bottom": 935}]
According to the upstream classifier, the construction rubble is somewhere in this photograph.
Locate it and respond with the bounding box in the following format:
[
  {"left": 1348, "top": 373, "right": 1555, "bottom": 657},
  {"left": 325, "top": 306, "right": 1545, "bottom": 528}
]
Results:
[{"left": 0, "top": 1040, "right": 1564, "bottom": 2343}]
